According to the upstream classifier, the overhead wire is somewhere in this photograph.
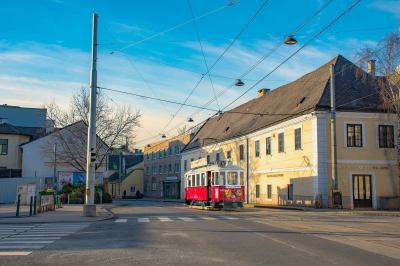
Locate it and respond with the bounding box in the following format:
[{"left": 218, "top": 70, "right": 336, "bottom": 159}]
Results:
[
  {"left": 97, "top": 1, "right": 242, "bottom": 60},
  {"left": 188, "top": 0, "right": 220, "bottom": 110}
]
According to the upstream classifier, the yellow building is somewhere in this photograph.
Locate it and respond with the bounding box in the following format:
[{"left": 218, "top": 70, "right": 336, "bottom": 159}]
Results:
[
  {"left": 181, "top": 55, "right": 399, "bottom": 210},
  {"left": 108, "top": 158, "right": 144, "bottom": 199}
]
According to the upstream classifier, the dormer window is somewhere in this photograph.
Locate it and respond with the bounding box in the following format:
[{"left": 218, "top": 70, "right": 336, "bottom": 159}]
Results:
[
  {"left": 297, "top": 97, "right": 306, "bottom": 107},
  {"left": 224, "top": 127, "right": 230, "bottom": 133}
]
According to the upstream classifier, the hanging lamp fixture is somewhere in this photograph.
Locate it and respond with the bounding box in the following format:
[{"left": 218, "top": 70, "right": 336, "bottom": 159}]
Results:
[
  {"left": 235, "top": 79, "right": 245, "bottom": 86},
  {"left": 284, "top": 35, "right": 297, "bottom": 45}
]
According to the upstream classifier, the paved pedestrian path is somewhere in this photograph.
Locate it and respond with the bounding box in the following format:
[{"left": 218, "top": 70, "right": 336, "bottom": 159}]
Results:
[
  {"left": 0, "top": 223, "right": 90, "bottom": 255},
  {"left": 115, "top": 216, "right": 245, "bottom": 223}
]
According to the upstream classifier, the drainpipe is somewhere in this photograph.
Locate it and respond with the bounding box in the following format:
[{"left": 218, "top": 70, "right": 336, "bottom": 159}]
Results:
[
  {"left": 330, "top": 64, "right": 338, "bottom": 206},
  {"left": 246, "top": 137, "right": 250, "bottom": 204}
]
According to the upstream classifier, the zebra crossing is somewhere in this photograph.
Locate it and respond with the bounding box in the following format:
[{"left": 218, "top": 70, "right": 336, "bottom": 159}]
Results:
[
  {"left": 115, "top": 216, "right": 244, "bottom": 223},
  {"left": 0, "top": 223, "right": 90, "bottom": 254}
]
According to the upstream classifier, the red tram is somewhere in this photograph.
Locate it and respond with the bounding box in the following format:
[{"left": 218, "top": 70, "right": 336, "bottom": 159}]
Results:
[{"left": 184, "top": 160, "right": 245, "bottom": 210}]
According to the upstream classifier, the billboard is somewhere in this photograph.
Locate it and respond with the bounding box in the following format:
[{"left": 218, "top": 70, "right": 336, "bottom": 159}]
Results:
[{"left": 58, "top": 171, "right": 102, "bottom": 190}]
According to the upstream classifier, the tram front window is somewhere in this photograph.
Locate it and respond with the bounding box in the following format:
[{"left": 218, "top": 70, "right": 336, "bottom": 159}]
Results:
[
  {"left": 240, "top": 172, "right": 244, "bottom": 186},
  {"left": 192, "top": 175, "right": 195, "bottom": 187},
  {"left": 196, "top": 174, "right": 200, "bottom": 186},
  {"left": 201, "top": 173, "right": 206, "bottom": 186},
  {"left": 219, "top": 171, "right": 226, "bottom": 186},
  {"left": 227, "top": 172, "right": 238, "bottom": 185},
  {"left": 187, "top": 175, "right": 191, "bottom": 187}
]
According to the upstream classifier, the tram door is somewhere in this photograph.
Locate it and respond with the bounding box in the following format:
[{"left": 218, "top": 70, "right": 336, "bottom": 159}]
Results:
[
  {"left": 207, "top": 171, "right": 211, "bottom": 202},
  {"left": 353, "top": 175, "right": 372, "bottom": 208}
]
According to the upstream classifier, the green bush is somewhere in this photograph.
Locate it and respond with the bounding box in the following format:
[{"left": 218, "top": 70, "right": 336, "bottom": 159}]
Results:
[
  {"left": 69, "top": 198, "right": 83, "bottom": 204},
  {"left": 102, "top": 192, "right": 112, "bottom": 203},
  {"left": 59, "top": 183, "right": 111, "bottom": 204}
]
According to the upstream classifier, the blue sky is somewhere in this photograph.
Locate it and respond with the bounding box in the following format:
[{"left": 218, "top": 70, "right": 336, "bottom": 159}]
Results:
[{"left": 1, "top": 0, "right": 399, "bottom": 148}]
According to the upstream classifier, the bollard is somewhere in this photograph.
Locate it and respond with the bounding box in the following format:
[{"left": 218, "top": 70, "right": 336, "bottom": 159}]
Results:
[
  {"left": 100, "top": 194, "right": 102, "bottom": 204},
  {"left": 29, "top": 196, "right": 33, "bottom": 216},
  {"left": 57, "top": 196, "right": 59, "bottom": 209},
  {"left": 53, "top": 195, "right": 56, "bottom": 210},
  {"left": 33, "top": 196, "right": 37, "bottom": 215},
  {"left": 16, "top": 194, "right": 21, "bottom": 217},
  {"left": 68, "top": 194, "right": 70, "bottom": 204}
]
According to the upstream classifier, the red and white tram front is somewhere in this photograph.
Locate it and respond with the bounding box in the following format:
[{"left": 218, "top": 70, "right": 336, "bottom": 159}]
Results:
[{"left": 184, "top": 163, "right": 245, "bottom": 210}]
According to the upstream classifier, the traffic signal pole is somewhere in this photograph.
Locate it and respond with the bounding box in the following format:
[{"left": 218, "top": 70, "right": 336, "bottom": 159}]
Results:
[{"left": 83, "top": 13, "right": 98, "bottom": 217}]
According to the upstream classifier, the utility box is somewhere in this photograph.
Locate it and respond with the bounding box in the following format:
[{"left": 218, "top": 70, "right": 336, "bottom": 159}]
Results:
[
  {"left": 17, "top": 185, "right": 27, "bottom": 205},
  {"left": 333, "top": 190, "right": 343, "bottom": 208},
  {"left": 27, "top": 183, "right": 36, "bottom": 205}
]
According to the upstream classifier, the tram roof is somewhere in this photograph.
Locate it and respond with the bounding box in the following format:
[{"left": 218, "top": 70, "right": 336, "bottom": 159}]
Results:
[
  {"left": 185, "top": 164, "right": 244, "bottom": 175},
  {"left": 182, "top": 55, "right": 380, "bottom": 152}
]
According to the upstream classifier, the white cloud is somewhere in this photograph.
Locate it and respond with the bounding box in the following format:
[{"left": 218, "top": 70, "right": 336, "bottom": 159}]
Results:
[{"left": 369, "top": 0, "right": 400, "bottom": 17}]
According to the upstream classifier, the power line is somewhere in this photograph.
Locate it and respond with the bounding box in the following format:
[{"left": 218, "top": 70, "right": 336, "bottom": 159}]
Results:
[
  {"left": 97, "top": 1, "right": 242, "bottom": 60},
  {"left": 159, "top": 0, "right": 271, "bottom": 134},
  {"left": 188, "top": 0, "right": 220, "bottom": 110},
  {"left": 222, "top": 0, "right": 361, "bottom": 111},
  {"left": 98, "top": 26, "right": 397, "bottom": 45}
]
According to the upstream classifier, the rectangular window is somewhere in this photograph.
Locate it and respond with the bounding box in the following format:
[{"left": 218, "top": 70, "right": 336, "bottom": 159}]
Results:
[
  {"left": 212, "top": 172, "right": 219, "bottom": 186},
  {"left": 168, "top": 148, "right": 172, "bottom": 156},
  {"left": 146, "top": 153, "right": 149, "bottom": 160},
  {"left": 219, "top": 171, "right": 226, "bottom": 186},
  {"left": 267, "top": 184, "right": 272, "bottom": 200},
  {"left": 159, "top": 150, "right": 162, "bottom": 158},
  {"left": 278, "top": 133, "right": 284, "bottom": 153},
  {"left": 287, "top": 184, "right": 293, "bottom": 201},
  {"left": 164, "top": 149, "right": 167, "bottom": 157},
  {"left": 187, "top": 175, "right": 192, "bottom": 187},
  {"left": 152, "top": 151, "right": 157, "bottom": 159},
  {"left": 164, "top": 165, "right": 167, "bottom": 174},
  {"left": 255, "top": 140, "right": 260, "bottom": 157},
  {"left": 192, "top": 175, "right": 195, "bottom": 187},
  {"left": 159, "top": 182, "right": 162, "bottom": 190},
  {"left": 216, "top": 152, "right": 220, "bottom": 162},
  {"left": 266, "top": 137, "right": 271, "bottom": 155},
  {"left": 227, "top": 150, "right": 231, "bottom": 159},
  {"left": 146, "top": 167, "right": 149, "bottom": 175},
  {"left": 295, "top": 128, "right": 302, "bottom": 150},
  {"left": 152, "top": 182, "right": 156, "bottom": 191},
  {"left": 168, "top": 164, "right": 172, "bottom": 173},
  {"left": 159, "top": 165, "right": 162, "bottom": 174},
  {"left": 196, "top": 174, "right": 200, "bottom": 186},
  {"left": 227, "top": 172, "right": 238, "bottom": 185},
  {"left": 379, "top": 125, "right": 394, "bottom": 148},
  {"left": 201, "top": 173, "right": 206, "bottom": 186},
  {"left": 152, "top": 167, "right": 157, "bottom": 174},
  {"left": 239, "top": 172, "right": 244, "bottom": 186},
  {"left": 207, "top": 155, "right": 210, "bottom": 164},
  {"left": 146, "top": 182, "right": 149, "bottom": 190},
  {"left": 184, "top": 159, "right": 187, "bottom": 171},
  {"left": 256, "top": 184, "right": 260, "bottom": 199},
  {"left": 347, "top": 124, "right": 362, "bottom": 147},
  {"left": 175, "top": 146, "right": 181, "bottom": 155},
  {"left": 239, "top": 144, "right": 244, "bottom": 160},
  {"left": 175, "top": 163, "right": 180, "bottom": 173}
]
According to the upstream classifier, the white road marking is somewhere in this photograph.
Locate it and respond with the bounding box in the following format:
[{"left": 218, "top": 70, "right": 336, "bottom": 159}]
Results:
[
  {"left": 0, "top": 245, "right": 44, "bottom": 250},
  {"left": 200, "top": 217, "right": 216, "bottom": 220},
  {"left": 115, "top": 219, "right": 127, "bottom": 223},
  {"left": 2, "top": 237, "right": 61, "bottom": 240},
  {"left": 138, "top": 218, "right": 150, "bottom": 223},
  {"left": 224, "top": 216, "right": 239, "bottom": 220},
  {"left": 11, "top": 234, "right": 69, "bottom": 237},
  {"left": 158, "top": 217, "right": 172, "bottom": 222},
  {"left": 179, "top": 217, "right": 195, "bottom": 221},
  {"left": 0, "top": 252, "right": 32, "bottom": 255},
  {"left": 0, "top": 241, "right": 55, "bottom": 244}
]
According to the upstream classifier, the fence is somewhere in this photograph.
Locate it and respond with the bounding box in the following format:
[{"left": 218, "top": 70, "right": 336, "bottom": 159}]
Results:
[{"left": 0, "top": 177, "right": 45, "bottom": 204}]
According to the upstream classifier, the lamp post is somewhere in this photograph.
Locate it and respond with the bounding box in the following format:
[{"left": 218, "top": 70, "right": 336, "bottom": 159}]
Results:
[{"left": 83, "top": 13, "right": 98, "bottom": 217}]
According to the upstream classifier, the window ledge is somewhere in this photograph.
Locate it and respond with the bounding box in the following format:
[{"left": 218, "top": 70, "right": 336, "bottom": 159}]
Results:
[
  {"left": 294, "top": 149, "right": 303, "bottom": 152},
  {"left": 266, "top": 198, "right": 273, "bottom": 201},
  {"left": 265, "top": 154, "right": 272, "bottom": 157},
  {"left": 344, "top": 146, "right": 365, "bottom": 149}
]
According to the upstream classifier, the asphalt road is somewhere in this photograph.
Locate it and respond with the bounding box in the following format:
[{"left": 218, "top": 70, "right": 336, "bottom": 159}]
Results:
[{"left": 1, "top": 200, "right": 400, "bottom": 265}]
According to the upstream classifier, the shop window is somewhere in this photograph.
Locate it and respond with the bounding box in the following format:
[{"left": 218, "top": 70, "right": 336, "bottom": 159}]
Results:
[
  {"left": 278, "top": 133, "right": 284, "bottom": 153},
  {"left": 255, "top": 140, "right": 260, "bottom": 157},
  {"left": 256, "top": 184, "right": 260, "bottom": 199},
  {"left": 294, "top": 128, "right": 302, "bottom": 150},
  {"left": 379, "top": 125, "right": 394, "bottom": 148},
  {"left": 266, "top": 137, "right": 271, "bottom": 155},
  {"left": 239, "top": 144, "right": 244, "bottom": 160},
  {"left": 347, "top": 124, "right": 362, "bottom": 147},
  {"left": 287, "top": 184, "right": 293, "bottom": 201},
  {"left": 267, "top": 184, "right": 272, "bottom": 200}
]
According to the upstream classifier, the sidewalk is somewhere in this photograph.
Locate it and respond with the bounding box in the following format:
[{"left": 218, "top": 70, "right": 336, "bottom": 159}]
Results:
[
  {"left": 114, "top": 198, "right": 185, "bottom": 203},
  {"left": 0, "top": 203, "right": 114, "bottom": 224},
  {"left": 244, "top": 203, "right": 400, "bottom": 217}
]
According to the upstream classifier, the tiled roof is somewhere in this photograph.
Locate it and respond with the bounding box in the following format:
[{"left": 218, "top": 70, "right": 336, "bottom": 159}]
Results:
[
  {"left": 183, "top": 55, "right": 380, "bottom": 152},
  {"left": 108, "top": 168, "right": 143, "bottom": 182},
  {"left": 0, "top": 123, "right": 45, "bottom": 140},
  {"left": 108, "top": 154, "right": 144, "bottom": 170}
]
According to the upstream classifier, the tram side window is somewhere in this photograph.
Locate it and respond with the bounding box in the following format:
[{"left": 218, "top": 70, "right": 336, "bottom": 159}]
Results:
[
  {"left": 219, "top": 171, "right": 226, "bottom": 186},
  {"left": 201, "top": 173, "right": 206, "bottom": 186},
  {"left": 196, "top": 174, "right": 200, "bottom": 186},
  {"left": 239, "top": 172, "right": 244, "bottom": 186},
  {"left": 192, "top": 175, "right": 195, "bottom": 187},
  {"left": 187, "top": 175, "right": 191, "bottom": 187},
  {"left": 227, "top": 172, "right": 238, "bottom": 185},
  {"left": 212, "top": 172, "right": 219, "bottom": 186}
]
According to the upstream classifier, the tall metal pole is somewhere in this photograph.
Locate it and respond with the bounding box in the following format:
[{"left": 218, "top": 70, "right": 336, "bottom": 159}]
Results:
[
  {"left": 83, "top": 13, "right": 98, "bottom": 217},
  {"left": 330, "top": 64, "right": 338, "bottom": 199},
  {"left": 53, "top": 143, "right": 57, "bottom": 191}
]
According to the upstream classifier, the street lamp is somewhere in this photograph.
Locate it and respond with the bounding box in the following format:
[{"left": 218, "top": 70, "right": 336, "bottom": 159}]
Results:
[
  {"left": 161, "top": 134, "right": 166, "bottom": 138},
  {"left": 188, "top": 118, "right": 194, "bottom": 122},
  {"left": 284, "top": 35, "right": 297, "bottom": 45},
  {"left": 235, "top": 79, "right": 245, "bottom": 86}
]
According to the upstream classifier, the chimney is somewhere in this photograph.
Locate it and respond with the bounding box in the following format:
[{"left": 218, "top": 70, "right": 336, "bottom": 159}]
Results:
[
  {"left": 368, "top": 60, "right": 376, "bottom": 78},
  {"left": 258, "top": 88, "right": 270, "bottom": 98}
]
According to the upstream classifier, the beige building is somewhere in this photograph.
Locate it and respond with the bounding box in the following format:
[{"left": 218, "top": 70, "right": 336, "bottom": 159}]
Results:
[
  {"left": 108, "top": 160, "right": 144, "bottom": 199},
  {"left": 181, "top": 55, "right": 399, "bottom": 210},
  {"left": 143, "top": 133, "right": 192, "bottom": 199}
]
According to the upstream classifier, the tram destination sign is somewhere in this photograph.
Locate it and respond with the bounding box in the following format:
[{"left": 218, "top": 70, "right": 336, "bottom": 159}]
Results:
[{"left": 191, "top": 158, "right": 207, "bottom": 168}]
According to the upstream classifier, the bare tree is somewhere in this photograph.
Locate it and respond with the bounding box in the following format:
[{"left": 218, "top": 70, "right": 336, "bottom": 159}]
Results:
[
  {"left": 354, "top": 30, "right": 400, "bottom": 178},
  {"left": 42, "top": 87, "right": 142, "bottom": 172}
]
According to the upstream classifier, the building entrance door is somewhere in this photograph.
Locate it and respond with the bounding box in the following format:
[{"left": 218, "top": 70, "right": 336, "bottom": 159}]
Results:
[
  {"left": 353, "top": 175, "right": 372, "bottom": 208},
  {"left": 165, "top": 183, "right": 178, "bottom": 199},
  {"left": 165, "top": 184, "right": 171, "bottom": 199}
]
